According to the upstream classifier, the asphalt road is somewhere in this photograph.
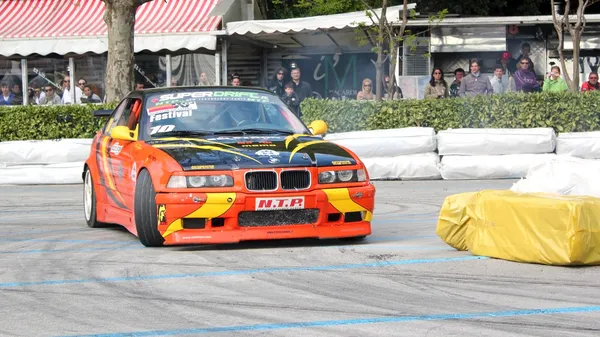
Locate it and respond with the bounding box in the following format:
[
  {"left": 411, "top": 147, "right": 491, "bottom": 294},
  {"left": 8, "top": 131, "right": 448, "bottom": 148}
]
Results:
[{"left": 1, "top": 180, "right": 599, "bottom": 337}]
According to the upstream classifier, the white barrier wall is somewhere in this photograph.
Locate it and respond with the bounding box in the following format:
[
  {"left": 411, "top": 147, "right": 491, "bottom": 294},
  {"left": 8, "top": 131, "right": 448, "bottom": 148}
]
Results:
[
  {"left": 325, "top": 127, "right": 441, "bottom": 180},
  {"left": 3, "top": 128, "right": 600, "bottom": 185},
  {"left": 0, "top": 139, "right": 92, "bottom": 165},
  {"left": 0, "top": 162, "right": 84, "bottom": 185},
  {"left": 555, "top": 131, "right": 600, "bottom": 159},
  {"left": 437, "top": 128, "right": 557, "bottom": 156},
  {"left": 437, "top": 128, "right": 557, "bottom": 180},
  {"left": 510, "top": 156, "right": 600, "bottom": 197},
  {"left": 0, "top": 139, "right": 91, "bottom": 185}
]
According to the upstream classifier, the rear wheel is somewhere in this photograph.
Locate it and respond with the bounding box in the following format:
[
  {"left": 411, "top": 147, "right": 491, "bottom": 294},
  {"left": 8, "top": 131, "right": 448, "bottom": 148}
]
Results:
[
  {"left": 134, "top": 169, "right": 164, "bottom": 247},
  {"left": 83, "top": 169, "right": 109, "bottom": 228}
]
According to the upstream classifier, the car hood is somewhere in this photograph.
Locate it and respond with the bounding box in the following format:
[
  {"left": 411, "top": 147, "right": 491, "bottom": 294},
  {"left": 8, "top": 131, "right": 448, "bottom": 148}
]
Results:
[{"left": 147, "top": 134, "right": 358, "bottom": 170}]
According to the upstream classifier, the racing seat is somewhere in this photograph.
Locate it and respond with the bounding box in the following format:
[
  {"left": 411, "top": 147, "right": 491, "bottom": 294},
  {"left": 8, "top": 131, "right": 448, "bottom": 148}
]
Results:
[{"left": 127, "top": 99, "right": 141, "bottom": 130}]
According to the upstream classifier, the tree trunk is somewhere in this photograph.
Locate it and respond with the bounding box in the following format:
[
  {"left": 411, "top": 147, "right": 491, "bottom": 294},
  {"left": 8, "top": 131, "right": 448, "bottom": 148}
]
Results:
[
  {"left": 570, "top": 32, "right": 582, "bottom": 92},
  {"left": 104, "top": 0, "right": 137, "bottom": 103},
  {"left": 375, "top": 0, "right": 388, "bottom": 100},
  {"left": 388, "top": 40, "right": 398, "bottom": 100}
]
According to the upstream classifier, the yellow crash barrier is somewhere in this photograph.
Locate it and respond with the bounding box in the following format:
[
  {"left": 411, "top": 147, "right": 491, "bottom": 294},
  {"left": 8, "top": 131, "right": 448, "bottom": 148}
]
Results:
[
  {"left": 435, "top": 192, "right": 477, "bottom": 251},
  {"left": 437, "top": 190, "right": 600, "bottom": 266}
]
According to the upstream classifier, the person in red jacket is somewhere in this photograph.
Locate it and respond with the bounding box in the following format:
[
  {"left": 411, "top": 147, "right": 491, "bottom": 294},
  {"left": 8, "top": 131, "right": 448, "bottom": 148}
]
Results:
[{"left": 581, "top": 72, "right": 599, "bottom": 91}]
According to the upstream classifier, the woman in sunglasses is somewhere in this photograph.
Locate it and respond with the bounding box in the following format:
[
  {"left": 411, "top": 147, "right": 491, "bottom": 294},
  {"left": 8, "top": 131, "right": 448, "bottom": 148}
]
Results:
[
  {"left": 424, "top": 67, "right": 448, "bottom": 99},
  {"left": 356, "top": 78, "right": 375, "bottom": 100}
]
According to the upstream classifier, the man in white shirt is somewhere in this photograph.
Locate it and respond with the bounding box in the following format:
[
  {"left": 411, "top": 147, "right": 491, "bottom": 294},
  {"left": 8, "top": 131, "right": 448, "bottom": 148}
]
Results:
[
  {"left": 61, "top": 76, "right": 82, "bottom": 104},
  {"left": 490, "top": 65, "right": 514, "bottom": 94}
]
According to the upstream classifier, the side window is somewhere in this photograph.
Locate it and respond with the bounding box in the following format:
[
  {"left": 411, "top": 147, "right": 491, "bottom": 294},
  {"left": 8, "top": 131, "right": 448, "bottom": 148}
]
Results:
[
  {"left": 103, "top": 98, "right": 131, "bottom": 134},
  {"left": 263, "top": 103, "right": 284, "bottom": 125}
]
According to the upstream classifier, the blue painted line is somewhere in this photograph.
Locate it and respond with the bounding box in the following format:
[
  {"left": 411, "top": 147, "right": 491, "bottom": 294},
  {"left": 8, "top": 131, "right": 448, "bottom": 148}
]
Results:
[
  {"left": 372, "top": 217, "right": 438, "bottom": 224},
  {"left": 367, "top": 235, "right": 438, "bottom": 242},
  {"left": 1, "top": 210, "right": 82, "bottom": 215},
  {"left": 0, "top": 228, "right": 91, "bottom": 235},
  {"left": 0, "top": 238, "right": 138, "bottom": 245},
  {"left": 0, "top": 238, "right": 140, "bottom": 245},
  {"left": 54, "top": 305, "right": 600, "bottom": 337},
  {"left": 0, "top": 246, "right": 143, "bottom": 255},
  {"left": 0, "top": 256, "right": 486, "bottom": 288},
  {"left": 338, "top": 245, "right": 454, "bottom": 251}
]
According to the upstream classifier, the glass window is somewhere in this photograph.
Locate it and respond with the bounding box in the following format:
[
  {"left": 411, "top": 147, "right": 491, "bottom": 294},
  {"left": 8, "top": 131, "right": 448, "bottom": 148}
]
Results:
[
  {"left": 168, "top": 53, "right": 216, "bottom": 87},
  {"left": 134, "top": 53, "right": 166, "bottom": 90},
  {"left": 104, "top": 98, "right": 131, "bottom": 134},
  {"left": 28, "top": 57, "right": 71, "bottom": 105},
  {"left": 0, "top": 58, "right": 23, "bottom": 106},
  {"left": 74, "top": 55, "right": 107, "bottom": 104},
  {"left": 140, "top": 88, "right": 309, "bottom": 140}
]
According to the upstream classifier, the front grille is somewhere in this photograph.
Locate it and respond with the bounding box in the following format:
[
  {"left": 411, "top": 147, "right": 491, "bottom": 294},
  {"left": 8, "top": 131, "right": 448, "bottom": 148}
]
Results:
[
  {"left": 238, "top": 209, "right": 320, "bottom": 227},
  {"left": 280, "top": 170, "right": 310, "bottom": 190},
  {"left": 245, "top": 171, "right": 277, "bottom": 191}
]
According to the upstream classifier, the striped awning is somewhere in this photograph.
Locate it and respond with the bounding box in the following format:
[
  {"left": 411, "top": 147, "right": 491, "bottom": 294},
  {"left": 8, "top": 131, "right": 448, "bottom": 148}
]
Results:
[{"left": 0, "top": 0, "right": 223, "bottom": 57}]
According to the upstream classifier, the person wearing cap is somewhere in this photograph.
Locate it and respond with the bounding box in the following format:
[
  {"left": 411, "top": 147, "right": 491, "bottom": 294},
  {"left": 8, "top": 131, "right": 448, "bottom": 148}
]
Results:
[{"left": 500, "top": 51, "right": 516, "bottom": 76}]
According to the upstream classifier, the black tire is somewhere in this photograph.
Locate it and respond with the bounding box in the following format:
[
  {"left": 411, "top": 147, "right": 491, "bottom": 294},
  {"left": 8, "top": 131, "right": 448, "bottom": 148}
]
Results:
[
  {"left": 339, "top": 235, "right": 367, "bottom": 242},
  {"left": 134, "top": 169, "right": 164, "bottom": 247},
  {"left": 83, "top": 168, "right": 109, "bottom": 228}
]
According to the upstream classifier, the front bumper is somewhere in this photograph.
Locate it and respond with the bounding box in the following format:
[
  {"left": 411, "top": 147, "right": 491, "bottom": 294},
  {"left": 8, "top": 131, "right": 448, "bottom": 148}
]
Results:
[{"left": 155, "top": 185, "right": 375, "bottom": 245}]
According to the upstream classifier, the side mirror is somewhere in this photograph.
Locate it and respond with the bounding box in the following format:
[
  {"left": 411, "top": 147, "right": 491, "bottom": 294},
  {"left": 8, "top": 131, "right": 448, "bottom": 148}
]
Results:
[
  {"left": 307, "top": 120, "right": 328, "bottom": 136},
  {"left": 93, "top": 109, "right": 113, "bottom": 117},
  {"left": 110, "top": 125, "right": 136, "bottom": 142}
]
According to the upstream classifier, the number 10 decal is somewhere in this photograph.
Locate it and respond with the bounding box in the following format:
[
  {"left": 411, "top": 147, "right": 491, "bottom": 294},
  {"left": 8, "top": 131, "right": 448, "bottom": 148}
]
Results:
[{"left": 150, "top": 125, "right": 175, "bottom": 135}]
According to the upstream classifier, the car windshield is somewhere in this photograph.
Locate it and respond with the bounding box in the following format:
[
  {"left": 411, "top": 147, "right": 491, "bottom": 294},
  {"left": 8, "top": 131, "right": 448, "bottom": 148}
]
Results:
[{"left": 140, "top": 88, "right": 309, "bottom": 139}]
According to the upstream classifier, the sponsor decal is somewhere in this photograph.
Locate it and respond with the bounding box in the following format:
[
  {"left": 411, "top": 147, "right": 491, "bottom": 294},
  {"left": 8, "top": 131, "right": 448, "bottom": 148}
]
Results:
[
  {"left": 149, "top": 110, "right": 193, "bottom": 122},
  {"left": 241, "top": 144, "right": 277, "bottom": 148},
  {"left": 147, "top": 102, "right": 197, "bottom": 115},
  {"left": 208, "top": 136, "right": 278, "bottom": 141},
  {"left": 157, "top": 91, "right": 270, "bottom": 102},
  {"left": 131, "top": 162, "right": 137, "bottom": 182},
  {"left": 332, "top": 160, "right": 352, "bottom": 165},
  {"left": 190, "top": 165, "right": 215, "bottom": 170},
  {"left": 268, "top": 157, "right": 280, "bottom": 164},
  {"left": 116, "top": 161, "right": 124, "bottom": 179},
  {"left": 148, "top": 104, "right": 176, "bottom": 113},
  {"left": 255, "top": 149, "right": 280, "bottom": 157},
  {"left": 255, "top": 196, "right": 305, "bottom": 211},
  {"left": 110, "top": 142, "right": 123, "bottom": 155},
  {"left": 150, "top": 124, "right": 175, "bottom": 135},
  {"left": 158, "top": 204, "right": 167, "bottom": 225}
]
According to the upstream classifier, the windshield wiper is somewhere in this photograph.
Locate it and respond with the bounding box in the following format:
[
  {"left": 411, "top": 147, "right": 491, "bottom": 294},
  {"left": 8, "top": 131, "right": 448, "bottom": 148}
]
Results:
[
  {"left": 153, "top": 130, "right": 215, "bottom": 137},
  {"left": 214, "top": 128, "right": 296, "bottom": 135}
]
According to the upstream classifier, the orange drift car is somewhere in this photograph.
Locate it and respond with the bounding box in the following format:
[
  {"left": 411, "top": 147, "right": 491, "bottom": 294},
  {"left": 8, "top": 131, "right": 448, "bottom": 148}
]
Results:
[{"left": 83, "top": 87, "right": 375, "bottom": 247}]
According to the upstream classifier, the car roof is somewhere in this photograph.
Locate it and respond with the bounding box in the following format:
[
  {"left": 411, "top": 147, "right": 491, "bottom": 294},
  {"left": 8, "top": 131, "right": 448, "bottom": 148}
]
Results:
[{"left": 131, "top": 85, "right": 275, "bottom": 97}]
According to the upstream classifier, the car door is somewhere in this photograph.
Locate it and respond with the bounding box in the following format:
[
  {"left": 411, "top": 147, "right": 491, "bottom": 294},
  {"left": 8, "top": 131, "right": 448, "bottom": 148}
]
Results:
[
  {"left": 110, "top": 98, "right": 143, "bottom": 211},
  {"left": 96, "top": 98, "right": 134, "bottom": 213}
]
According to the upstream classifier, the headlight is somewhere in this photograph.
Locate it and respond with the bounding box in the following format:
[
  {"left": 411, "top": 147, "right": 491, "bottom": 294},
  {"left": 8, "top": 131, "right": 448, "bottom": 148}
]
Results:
[
  {"left": 318, "top": 169, "right": 367, "bottom": 184},
  {"left": 167, "top": 174, "right": 234, "bottom": 188}
]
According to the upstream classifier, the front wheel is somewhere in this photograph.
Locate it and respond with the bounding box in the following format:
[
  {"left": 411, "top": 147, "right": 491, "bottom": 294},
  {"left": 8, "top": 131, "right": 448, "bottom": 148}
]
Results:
[
  {"left": 83, "top": 169, "right": 109, "bottom": 228},
  {"left": 134, "top": 169, "right": 164, "bottom": 247}
]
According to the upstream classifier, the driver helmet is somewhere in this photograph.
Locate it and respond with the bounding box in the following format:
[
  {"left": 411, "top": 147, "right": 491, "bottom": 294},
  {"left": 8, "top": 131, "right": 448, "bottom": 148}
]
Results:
[{"left": 230, "top": 101, "right": 260, "bottom": 123}]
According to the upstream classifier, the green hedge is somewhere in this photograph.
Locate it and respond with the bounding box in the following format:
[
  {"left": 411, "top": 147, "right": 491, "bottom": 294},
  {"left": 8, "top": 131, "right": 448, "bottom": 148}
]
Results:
[
  {"left": 300, "top": 91, "right": 600, "bottom": 133},
  {"left": 0, "top": 103, "right": 116, "bottom": 141},
  {"left": 2, "top": 91, "right": 600, "bottom": 141}
]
